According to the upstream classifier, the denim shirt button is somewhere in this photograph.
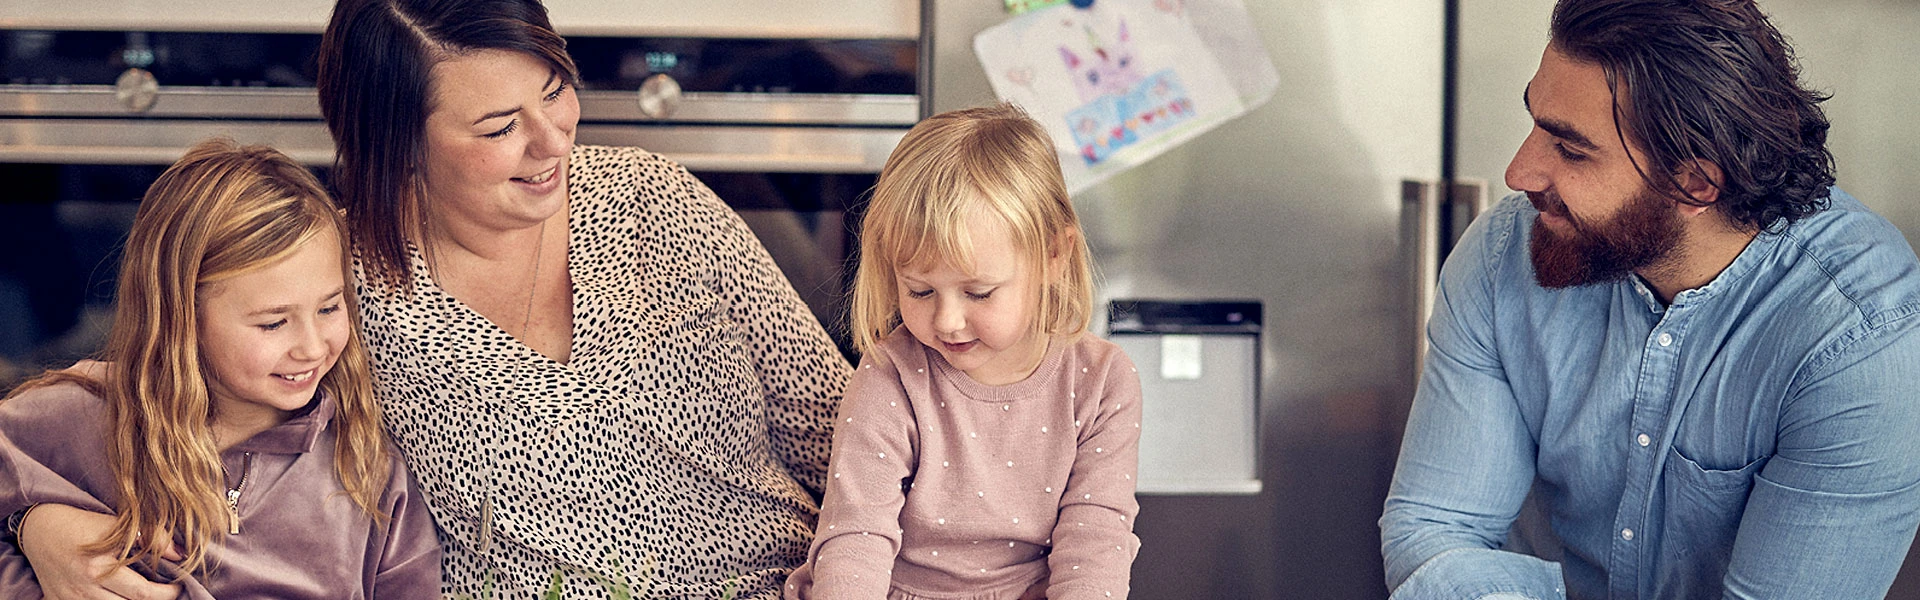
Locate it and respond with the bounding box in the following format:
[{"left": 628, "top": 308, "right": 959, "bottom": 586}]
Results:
[
  {"left": 1657, "top": 332, "right": 1674, "bottom": 347},
  {"left": 1622, "top": 528, "right": 1635, "bottom": 541},
  {"left": 1636, "top": 433, "right": 1651, "bottom": 447}
]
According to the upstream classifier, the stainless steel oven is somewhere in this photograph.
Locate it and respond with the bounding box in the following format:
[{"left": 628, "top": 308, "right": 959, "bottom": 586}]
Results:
[{"left": 0, "top": 0, "right": 927, "bottom": 381}]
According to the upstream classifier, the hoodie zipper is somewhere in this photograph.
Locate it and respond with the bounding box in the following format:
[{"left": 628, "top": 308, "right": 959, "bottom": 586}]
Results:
[{"left": 224, "top": 452, "right": 253, "bottom": 535}]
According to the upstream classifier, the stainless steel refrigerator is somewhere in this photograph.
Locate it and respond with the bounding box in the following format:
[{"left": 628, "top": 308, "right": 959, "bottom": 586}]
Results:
[{"left": 933, "top": 0, "right": 1920, "bottom": 597}]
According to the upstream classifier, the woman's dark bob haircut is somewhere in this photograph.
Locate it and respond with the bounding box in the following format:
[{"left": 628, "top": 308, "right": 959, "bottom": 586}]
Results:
[{"left": 317, "top": 0, "right": 579, "bottom": 290}]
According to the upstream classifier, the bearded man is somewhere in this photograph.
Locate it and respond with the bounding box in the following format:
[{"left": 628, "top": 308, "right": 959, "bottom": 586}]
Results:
[{"left": 1379, "top": 1, "right": 1920, "bottom": 598}]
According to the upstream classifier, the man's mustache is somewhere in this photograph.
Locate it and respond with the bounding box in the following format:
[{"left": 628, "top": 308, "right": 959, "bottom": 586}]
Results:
[{"left": 1528, "top": 191, "right": 1571, "bottom": 219}]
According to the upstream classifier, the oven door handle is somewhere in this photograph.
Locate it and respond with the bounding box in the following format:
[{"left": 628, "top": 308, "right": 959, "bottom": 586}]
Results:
[
  {"left": 665, "top": 152, "right": 873, "bottom": 173},
  {"left": 575, "top": 123, "right": 906, "bottom": 174},
  {"left": 0, "top": 142, "right": 334, "bottom": 167}
]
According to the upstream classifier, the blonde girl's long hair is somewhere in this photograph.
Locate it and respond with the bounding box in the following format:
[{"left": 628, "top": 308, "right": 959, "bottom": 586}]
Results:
[
  {"left": 5, "top": 139, "right": 391, "bottom": 575},
  {"left": 850, "top": 103, "right": 1095, "bottom": 356}
]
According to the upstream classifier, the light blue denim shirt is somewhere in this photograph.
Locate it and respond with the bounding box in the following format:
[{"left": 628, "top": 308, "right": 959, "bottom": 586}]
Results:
[{"left": 1381, "top": 189, "right": 1920, "bottom": 600}]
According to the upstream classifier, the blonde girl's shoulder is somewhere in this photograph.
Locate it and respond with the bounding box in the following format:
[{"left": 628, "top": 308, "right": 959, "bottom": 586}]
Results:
[
  {"left": 854, "top": 331, "right": 916, "bottom": 375},
  {"left": 1066, "top": 333, "right": 1141, "bottom": 379},
  {"left": 64, "top": 359, "right": 111, "bottom": 380},
  {"left": 845, "top": 331, "right": 941, "bottom": 395}
]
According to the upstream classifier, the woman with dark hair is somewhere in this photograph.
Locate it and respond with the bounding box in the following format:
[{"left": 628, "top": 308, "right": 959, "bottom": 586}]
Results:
[{"left": 14, "top": 0, "right": 849, "bottom": 597}]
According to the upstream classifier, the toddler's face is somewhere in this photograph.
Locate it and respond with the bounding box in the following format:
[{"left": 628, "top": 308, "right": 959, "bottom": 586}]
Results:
[{"left": 895, "top": 212, "right": 1050, "bottom": 386}]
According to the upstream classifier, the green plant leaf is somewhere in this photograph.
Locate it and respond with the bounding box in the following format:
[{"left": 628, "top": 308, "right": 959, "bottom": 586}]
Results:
[{"left": 544, "top": 569, "right": 567, "bottom": 600}]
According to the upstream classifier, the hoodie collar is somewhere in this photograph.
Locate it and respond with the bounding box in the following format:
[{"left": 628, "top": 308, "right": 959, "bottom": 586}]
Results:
[{"left": 229, "top": 389, "right": 335, "bottom": 455}]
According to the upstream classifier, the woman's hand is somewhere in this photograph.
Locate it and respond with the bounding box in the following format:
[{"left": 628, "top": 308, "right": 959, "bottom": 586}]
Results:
[{"left": 19, "top": 504, "right": 180, "bottom": 600}]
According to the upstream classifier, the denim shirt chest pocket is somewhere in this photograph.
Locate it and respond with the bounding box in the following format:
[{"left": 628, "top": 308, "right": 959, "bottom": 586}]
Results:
[{"left": 1652, "top": 445, "right": 1767, "bottom": 597}]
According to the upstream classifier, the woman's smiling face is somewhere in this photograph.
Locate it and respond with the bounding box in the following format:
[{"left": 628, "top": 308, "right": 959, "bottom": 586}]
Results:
[{"left": 421, "top": 49, "right": 579, "bottom": 232}]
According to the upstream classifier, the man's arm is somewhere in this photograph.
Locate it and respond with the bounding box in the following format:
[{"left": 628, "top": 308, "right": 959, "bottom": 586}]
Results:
[
  {"left": 1721, "top": 315, "right": 1920, "bottom": 598},
  {"left": 1379, "top": 207, "right": 1564, "bottom": 600}
]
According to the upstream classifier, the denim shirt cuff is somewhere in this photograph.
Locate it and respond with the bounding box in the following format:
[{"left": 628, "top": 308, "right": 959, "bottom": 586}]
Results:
[{"left": 1390, "top": 548, "right": 1567, "bottom": 600}]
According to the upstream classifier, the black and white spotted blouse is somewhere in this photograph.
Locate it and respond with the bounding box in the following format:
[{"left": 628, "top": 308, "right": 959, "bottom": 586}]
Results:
[{"left": 353, "top": 145, "right": 849, "bottom": 599}]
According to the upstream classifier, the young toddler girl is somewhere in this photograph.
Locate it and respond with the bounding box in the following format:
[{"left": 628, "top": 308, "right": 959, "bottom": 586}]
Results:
[
  {"left": 0, "top": 139, "right": 440, "bottom": 598},
  {"left": 786, "top": 104, "right": 1143, "bottom": 599}
]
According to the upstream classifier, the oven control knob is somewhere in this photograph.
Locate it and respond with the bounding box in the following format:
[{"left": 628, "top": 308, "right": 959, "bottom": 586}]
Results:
[
  {"left": 115, "top": 68, "right": 159, "bottom": 113},
  {"left": 637, "top": 73, "right": 682, "bottom": 119}
]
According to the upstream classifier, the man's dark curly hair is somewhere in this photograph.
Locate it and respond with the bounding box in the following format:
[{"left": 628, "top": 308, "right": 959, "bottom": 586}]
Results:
[{"left": 1552, "top": 0, "right": 1835, "bottom": 231}]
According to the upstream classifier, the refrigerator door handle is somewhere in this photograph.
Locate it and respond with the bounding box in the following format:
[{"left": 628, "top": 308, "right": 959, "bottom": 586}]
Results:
[
  {"left": 1449, "top": 177, "right": 1491, "bottom": 245},
  {"left": 1404, "top": 177, "right": 1491, "bottom": 380},
  {"left": 1402, "top": 178, "right": 1443, "bottom": 378}
]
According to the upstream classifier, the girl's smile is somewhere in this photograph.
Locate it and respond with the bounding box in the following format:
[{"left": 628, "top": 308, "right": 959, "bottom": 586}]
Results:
[{"left": 197, "top": 230, "right": 350, "bottom": 429}]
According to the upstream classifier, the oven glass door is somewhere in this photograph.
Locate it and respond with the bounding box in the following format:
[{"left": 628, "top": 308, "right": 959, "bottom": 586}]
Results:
[{"left": 0, "top": 163, "right": 874, "bottom": 387}]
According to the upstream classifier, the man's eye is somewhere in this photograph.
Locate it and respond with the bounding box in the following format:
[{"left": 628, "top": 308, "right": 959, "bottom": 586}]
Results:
[{"left": 1554, "top": 142, "right": 1587, "bottom": 162}]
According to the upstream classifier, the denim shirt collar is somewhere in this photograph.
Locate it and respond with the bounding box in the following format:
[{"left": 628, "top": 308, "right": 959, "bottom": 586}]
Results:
[{"left": 1626, "top": 225, "right": 1784, "bottom": 314}]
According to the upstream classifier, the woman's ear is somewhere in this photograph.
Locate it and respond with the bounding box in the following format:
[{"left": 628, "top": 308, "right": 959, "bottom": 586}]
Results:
[{"left": 1674, "top": 159, "right": 1724, "bottom": 217}]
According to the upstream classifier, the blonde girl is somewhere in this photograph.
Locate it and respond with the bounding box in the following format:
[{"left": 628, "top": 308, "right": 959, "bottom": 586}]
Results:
[
  {"left": 786, "top": 104, "right": 1144, "bottom": 600},
  {"left": 0, "top": 139, "right": 439, "bottom": 599}
]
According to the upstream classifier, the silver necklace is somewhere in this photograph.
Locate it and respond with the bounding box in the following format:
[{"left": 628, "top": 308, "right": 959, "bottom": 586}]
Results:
[{"left": 520, "top": 218, "right": 546, "bottom": 338}]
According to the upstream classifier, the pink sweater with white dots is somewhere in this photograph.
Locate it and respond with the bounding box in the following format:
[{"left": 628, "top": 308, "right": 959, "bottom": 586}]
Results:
[{"left": 784, "top": 329, "right": 1143, "bottom": 600}]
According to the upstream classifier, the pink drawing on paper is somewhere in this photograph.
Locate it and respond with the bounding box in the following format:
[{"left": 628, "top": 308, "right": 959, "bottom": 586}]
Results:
[{"left": 1058, "top": 20, "right": 1145, "bottom": 103}]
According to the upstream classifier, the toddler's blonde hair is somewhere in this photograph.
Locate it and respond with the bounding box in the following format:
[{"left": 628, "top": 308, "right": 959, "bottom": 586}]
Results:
[{"left": 850, "top": 103, "right": 1094, "bottom": 355}]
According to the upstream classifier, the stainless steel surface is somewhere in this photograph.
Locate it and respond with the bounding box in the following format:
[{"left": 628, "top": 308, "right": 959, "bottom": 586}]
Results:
[
  {"left": 635, "top": 73, "right": 683, "bottom": 119},
  {"left": 1403, "top": 179, "right": 1442, "bottom": 376},
  {"left": 1401, "top": 176, "right": 1487, "bottom": 426},
  {"left": 934, "top": 1, "right": 1443, "bottom": 596},
  {"left": 917, "top": 0, "right": 935, "bottom": 119},
  {"left": 1, "top": 87, "right": 918, "bottom": 126},
  {"left": 0, "top": 0, "right": 920, "bottom": 39},
  {"left": 545, "top": 0, "right": 921, "bottom": 40},
  {"left": 1112, "top": 331, "right": 1264, "bottom": 495},
  {"left": 0, "top": 118, "right": 905, "bottom": 173},
  {"left": 1, "top": 87, "right": 323, "bottom": 119},
  {"left": 1451, "top": 178, "right": 1488, "bottom": 220},
  {"left": 576, "top": 91, "right": 919, "bottom": 126},
  {"left": 576, "top": 124, "right": 905, "bottom": 173},
  {"left": 0, "top": 119, "right": 333, "bottom": 165},
  {"left": 1, "top": 86, "right": 914, "bottom": 170}
]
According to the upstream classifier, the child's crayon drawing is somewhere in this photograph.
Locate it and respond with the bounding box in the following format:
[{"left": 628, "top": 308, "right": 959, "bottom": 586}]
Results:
[{"left": 975, "top": 0, "right": 1262, "bottom": 193}]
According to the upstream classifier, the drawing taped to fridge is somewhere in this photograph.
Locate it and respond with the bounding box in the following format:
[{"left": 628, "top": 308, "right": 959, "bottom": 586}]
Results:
[{"left": 975, "top": 0, "right": 1254, "bottom": 193}]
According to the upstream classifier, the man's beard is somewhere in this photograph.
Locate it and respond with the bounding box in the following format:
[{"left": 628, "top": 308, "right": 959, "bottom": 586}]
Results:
[{"left": 1528, "top": 186, "right": 1684, "bottom": 289}]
